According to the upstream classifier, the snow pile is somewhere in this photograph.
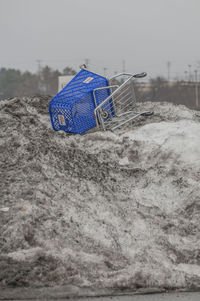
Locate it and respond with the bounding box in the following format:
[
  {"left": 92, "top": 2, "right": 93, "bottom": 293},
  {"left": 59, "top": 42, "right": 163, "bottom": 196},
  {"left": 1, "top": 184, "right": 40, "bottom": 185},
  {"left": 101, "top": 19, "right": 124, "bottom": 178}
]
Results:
[{"left": 0, "top": 96, "right": 200, "bottom": 293}]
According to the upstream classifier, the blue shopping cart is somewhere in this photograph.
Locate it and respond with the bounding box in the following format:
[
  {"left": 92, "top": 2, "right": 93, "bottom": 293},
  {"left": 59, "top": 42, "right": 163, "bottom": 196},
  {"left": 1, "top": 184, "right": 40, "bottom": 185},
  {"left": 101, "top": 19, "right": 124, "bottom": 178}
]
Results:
[
  {"left": 49, "top": 69, "right": 114, "bottom": 134},
  {"left": 49, "top": 68, "right": 151, "bottom": 134}
]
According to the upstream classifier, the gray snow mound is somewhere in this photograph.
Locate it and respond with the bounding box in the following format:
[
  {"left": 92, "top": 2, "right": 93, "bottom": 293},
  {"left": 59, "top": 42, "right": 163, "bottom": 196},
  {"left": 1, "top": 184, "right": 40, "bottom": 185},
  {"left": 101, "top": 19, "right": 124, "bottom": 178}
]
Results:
[{"left": 0, "top": 96, "right": 200, "bottom": 293}]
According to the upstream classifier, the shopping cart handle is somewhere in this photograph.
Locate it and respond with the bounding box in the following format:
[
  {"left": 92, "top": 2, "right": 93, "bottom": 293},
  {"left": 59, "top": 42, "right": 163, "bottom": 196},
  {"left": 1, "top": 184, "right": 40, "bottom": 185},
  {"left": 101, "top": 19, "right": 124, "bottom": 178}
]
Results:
[{"left": 133, "top": 72, "right": 147, "bottom": 78}]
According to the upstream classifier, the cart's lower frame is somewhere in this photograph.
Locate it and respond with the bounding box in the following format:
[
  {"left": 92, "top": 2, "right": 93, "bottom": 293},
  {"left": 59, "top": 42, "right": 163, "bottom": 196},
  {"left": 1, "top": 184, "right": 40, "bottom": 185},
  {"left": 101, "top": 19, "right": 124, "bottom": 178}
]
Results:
[{"left": 93, "top": 72, "right": 153, "bottom": 131}]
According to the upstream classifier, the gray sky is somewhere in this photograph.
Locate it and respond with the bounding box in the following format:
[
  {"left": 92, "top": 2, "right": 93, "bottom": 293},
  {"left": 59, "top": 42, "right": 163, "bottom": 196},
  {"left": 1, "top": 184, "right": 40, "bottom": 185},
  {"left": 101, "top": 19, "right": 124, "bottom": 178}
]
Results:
[{"left": 0, "top": 0, "right": 200, "bottom": 79}]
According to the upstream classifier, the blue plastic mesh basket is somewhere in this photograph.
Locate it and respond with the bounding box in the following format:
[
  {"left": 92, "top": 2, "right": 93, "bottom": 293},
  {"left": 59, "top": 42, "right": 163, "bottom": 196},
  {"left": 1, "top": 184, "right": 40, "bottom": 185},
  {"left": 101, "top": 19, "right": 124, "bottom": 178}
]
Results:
[{"left": 49, "top": 69, "right": 113, "bottom": 134}]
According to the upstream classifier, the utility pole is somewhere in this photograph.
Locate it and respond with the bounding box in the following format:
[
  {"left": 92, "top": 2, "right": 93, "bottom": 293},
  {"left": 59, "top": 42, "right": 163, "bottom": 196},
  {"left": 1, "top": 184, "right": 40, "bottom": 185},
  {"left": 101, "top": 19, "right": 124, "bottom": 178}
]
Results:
[
  {"left": 197, "top": 61, "right": 200, "bottom": 82},
  {"left": 103, "top": 67, "right": 107, "bottom": 77},
  {"left": 188, "top": 64, "right": 192, "bottom": 82},
  {"left": 184, "top": 71, "right": 188, "bottom": 82},
  {"left": 122, "top": 60, "right": 126, "bottom": 73},
  {"left": 36, "top": 59, "right": 42, "bottom": 74},
  {"left": 167, "top": 61, "right": 171, "bottom": 81},
  {"left": 36, "top": 60, "right": 43, "bottom": 94},
  {"left": 194, "top": 69, "right": 199, "bottom": 108}
]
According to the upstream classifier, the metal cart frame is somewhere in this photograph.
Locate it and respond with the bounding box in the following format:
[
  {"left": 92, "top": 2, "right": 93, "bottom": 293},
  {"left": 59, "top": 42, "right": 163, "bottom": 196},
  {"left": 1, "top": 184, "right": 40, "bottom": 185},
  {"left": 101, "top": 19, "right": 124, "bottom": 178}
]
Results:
[{"left": 93, "top": 72, "right": 152, "bottom": 131}]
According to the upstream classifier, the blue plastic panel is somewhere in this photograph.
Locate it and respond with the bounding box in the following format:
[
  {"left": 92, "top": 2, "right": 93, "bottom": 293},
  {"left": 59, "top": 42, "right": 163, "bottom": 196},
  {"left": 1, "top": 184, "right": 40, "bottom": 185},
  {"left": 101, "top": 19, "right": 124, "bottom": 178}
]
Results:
[{"left": 49, "top": 69, "right": 112, "bottom": 134}]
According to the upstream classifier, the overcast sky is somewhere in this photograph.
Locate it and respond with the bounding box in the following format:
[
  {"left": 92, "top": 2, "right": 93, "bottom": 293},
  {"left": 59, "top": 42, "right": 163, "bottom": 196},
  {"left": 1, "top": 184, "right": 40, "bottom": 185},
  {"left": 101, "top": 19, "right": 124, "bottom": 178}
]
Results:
[{"left": 0, "top": 0, "right": 200, "bottom": 79}]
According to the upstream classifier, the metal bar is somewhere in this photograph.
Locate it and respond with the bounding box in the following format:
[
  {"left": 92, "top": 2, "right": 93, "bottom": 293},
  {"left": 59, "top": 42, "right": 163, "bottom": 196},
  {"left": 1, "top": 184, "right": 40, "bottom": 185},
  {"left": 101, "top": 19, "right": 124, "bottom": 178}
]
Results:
[
  {"left": 109, "top": 73, "right": 134, "bottom": 81},
  {"left": 93, "top": 85, "right": 119, "bottom": 128},
  {"left": 112, "top": 96, "right": 134, "bottom": 116},
  {"left": 109, "top": 72, "right": 146, "bottom": 81},
  {"left": 105, "top": 116, "right": 129, "bottom": 126},
  {"left": 104, "top": 109, "right": 150, "bottom": 128},
  {"left": 110, "top": 111, "right": 151, "bottom": 131},
  {"left": 95, "top": 76, "right": 134, "bottom": 112},
  {"left": 116, "top": 110, "right": 140, "bottom": 117},
  {"left": 116, "top": 94, "right": 133, "bottom": 106},
  {"left": 104, "top": 110, "right": 140, "bottom": 127},
  {"left": 104, "top": 111, "right": 139, "bottom": 127},
  {"left": 130, "top": 78, "right": 136, "bottom": 105},
  {"left": 110, "top": 113, "right": 143, "bottom": 131},
  {"left": 118, "top": 96, "right": 135, "bottom": 113},
  {"left": 114, "top": 89, "right": 132, "bottom": 103},
  {"left": 93, "top": 85, "right": 119, "bottom": 108},
  {"left": 99, "top": 91, "right": 133, "bottom": 120},
  {"left": 94, "top": 109, "right": 100, "bottom": 129}
]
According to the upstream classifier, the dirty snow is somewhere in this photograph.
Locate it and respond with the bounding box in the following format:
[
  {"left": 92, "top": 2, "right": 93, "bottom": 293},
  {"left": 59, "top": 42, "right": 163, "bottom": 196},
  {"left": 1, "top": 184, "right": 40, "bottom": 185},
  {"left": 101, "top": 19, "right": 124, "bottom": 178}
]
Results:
[{"left": 0, "top": 96, "right": 200, "bottom": 294}]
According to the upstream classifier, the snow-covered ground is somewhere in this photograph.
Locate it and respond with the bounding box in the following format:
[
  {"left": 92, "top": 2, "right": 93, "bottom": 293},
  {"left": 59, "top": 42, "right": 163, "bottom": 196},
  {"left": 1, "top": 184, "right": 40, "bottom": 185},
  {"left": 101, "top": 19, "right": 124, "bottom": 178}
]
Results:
[{"left": 0, "top": 96, "right": 200, "bottom": 295}]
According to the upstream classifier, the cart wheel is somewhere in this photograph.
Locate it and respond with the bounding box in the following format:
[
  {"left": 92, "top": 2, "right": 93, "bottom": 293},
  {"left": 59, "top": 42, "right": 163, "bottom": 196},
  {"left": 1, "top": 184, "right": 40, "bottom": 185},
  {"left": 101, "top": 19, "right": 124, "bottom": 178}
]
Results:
[
  {"left": 101, "top": 110, "right": 109, "bottom": 120},
  {"left": 141, "top": 111, "right": 154, "bottom": 117}
]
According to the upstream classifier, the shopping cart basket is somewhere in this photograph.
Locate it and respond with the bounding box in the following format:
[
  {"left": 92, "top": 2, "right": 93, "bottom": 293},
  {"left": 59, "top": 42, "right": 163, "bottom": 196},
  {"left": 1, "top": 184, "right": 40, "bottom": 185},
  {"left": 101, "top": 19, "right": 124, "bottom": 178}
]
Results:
[{"left": 49, "top": 69, "right": 113, "bottom": 134}]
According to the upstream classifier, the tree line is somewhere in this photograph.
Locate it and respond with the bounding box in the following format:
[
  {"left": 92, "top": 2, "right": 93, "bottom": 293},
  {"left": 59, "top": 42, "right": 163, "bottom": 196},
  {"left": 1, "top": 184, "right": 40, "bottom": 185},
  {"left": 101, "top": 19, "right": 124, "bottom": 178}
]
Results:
[
  {"left": 135, "top": 76, "right": 200, "bottom": 110},
  {"left": 0, "top": 66, "right": 76, "bottom": 100},
  {"left": 0, "top": 66, "right": 199, "bottom": 110}
]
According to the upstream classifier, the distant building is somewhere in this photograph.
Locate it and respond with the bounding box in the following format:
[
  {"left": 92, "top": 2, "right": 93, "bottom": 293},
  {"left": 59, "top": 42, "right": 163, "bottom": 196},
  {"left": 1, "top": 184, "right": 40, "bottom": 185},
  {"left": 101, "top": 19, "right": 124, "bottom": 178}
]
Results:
[{"left": 58, "top": 75, "right": 75, "bottom": 92}]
